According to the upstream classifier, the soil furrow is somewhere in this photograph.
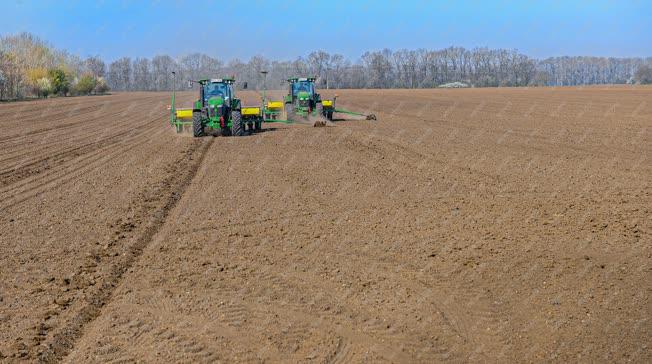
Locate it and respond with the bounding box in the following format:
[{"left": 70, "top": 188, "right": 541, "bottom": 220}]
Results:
[
  {"left": 0, "top": 114, "right": 164, "bottom": 187},
  {"left": 35, "top": 137, "right": 212, "bottom": 362},
  {"left": 0, "top": 121, "right": 162, "bottom": 211}
]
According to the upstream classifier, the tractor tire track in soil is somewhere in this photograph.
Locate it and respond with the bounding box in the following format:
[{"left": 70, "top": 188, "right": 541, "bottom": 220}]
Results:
[{"left": 35, "top": 137, "right": 212, "bottom": 362}]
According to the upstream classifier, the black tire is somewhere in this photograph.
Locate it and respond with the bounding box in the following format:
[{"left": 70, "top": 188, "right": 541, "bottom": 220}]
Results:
[
  {"left": 192, "top": 112, "right": 204, "bottom": 137},
  {"left": 285, "top": 102, "right": 294, "bottom": 121},
  {"left": 327, "top": 111, "right": 333, "bottom": 121},
  {"left": 316, "top": 102, "right": 324, "bottom": 118},
  {"left": 231, "top": 110, "right": 243, "bottom": 136},
  {"left": 255, "top": 118, "right": 262, "bottom": 131}
]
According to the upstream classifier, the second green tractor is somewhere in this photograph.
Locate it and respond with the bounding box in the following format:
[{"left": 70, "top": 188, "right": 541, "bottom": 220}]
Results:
[{"left": 283, "top": 77, "right": 376, "bottom": 126}]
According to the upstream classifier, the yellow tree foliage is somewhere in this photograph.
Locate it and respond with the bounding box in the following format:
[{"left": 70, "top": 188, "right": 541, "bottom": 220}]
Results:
[{"left": 26, "top": 67, "right": 48, "bottom": 86}]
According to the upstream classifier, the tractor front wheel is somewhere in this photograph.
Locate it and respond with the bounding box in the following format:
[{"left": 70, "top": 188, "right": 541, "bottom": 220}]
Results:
[
  {"left": 231, "top": 111, "right": 243, "bottom": 136},
  {"left": 255, "top": 118, "right": 262, "bottom": 131},
  {"left": 192, "top": 112, "right": 204, "bottom": 137}
]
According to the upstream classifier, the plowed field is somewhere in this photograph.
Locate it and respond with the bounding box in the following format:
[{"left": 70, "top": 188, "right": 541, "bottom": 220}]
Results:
[{"left": 1, "top": 87, "right": 650, "bottom": 362}]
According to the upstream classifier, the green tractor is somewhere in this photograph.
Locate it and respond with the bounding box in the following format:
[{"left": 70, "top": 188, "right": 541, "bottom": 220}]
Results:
[
  {"left": 283, "top": 77, "right": 376, "bottom": 125},
  {"left": 169, "top": 76, "right": 263, "bottom": 137},
  {"left": 284, "top": 77, "right": 330, "bottom": 125}
]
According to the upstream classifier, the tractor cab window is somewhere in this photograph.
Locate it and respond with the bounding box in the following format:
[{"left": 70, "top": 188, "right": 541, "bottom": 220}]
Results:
[
  {"left": 292, "top": 81, "right": 314, "bottom": 96},
  {"left": 204, "top": 83, "right": 230, "bottom": 101}
]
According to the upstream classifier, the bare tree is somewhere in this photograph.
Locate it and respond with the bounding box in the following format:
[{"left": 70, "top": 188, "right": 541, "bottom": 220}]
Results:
[
  {"left": 107, "top": 57, "right": 132, "bottom": 91},
  {"left": 634, "top": 64, "right": 652, "bottom": 84},
  {"left": 84, "top": 56, "right": 106, "bottom": 78},
  {"left": 179, "top": 53, "right": 222, "bottom": 83},
  {"left": 308, "top": 51, "right": 330, "bottom": 87},
  {"left": 151, "top": 55, "right": 175, "bottom": 91},
  {"left": 132, "top": 58, "right": 151, "bottom": 90}
]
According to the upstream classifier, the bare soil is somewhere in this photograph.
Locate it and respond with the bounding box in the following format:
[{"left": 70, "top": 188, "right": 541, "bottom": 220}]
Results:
[{"left": 0, "top": 87, "right": 650, "bottom": 363}]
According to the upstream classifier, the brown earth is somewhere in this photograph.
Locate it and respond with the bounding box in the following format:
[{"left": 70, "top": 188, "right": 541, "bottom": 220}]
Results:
[{"left": 0, "top": 87, "right": 650, "bottom": 363}]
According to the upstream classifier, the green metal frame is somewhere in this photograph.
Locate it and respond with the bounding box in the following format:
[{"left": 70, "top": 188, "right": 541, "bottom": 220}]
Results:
[{"left": 333, "top": 108, "right": 372, "bottom": 117}]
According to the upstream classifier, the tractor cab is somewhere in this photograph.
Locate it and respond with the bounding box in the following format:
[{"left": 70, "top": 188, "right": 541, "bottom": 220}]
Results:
[
  {"left": 288, "top": 77, "right": 317, "bottom": 100},
  {"left": 290, "top": 78, "right": 315, "bottom": 98},
  {"left": 198, "top": 78, "right": 234, "bottom": 108}
]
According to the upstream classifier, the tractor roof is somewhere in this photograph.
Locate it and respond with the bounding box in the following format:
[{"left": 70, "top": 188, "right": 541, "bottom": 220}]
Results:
[
  {"left": 288, "top": 77, "right": 316, "bottom": 83},
  {"left": 198, "top": 78, "right": 235, "bottom": 84}
]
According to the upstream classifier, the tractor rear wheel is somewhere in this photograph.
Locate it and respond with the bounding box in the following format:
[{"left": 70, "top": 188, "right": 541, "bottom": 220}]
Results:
[
  {"left": 327, "top": 111, "right": 333, "bottom": 121},
  {"left": 192, "top": 112, "right": 204, "bottom": 137},
  {"left": 231, "top": 110, "right": 243, "bottom": 136}
]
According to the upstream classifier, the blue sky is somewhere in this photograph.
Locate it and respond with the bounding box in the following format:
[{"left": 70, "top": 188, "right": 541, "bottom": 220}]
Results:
[{"left": 2, "top": 0, "right": 650, "bottom": 61}]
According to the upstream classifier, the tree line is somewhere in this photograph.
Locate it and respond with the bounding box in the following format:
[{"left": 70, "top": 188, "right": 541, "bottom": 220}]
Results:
[
  {"left": 0, "top": 33, "right": 108, "bottom": 100},
  {"left": 100, "top": 49, "right": 652, "bottom": 91},
  {"left": 2, "top": 32, "right": 651, "bottom": 100}
]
